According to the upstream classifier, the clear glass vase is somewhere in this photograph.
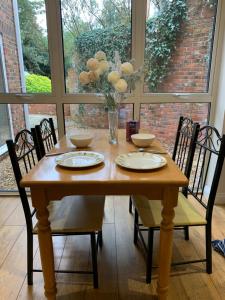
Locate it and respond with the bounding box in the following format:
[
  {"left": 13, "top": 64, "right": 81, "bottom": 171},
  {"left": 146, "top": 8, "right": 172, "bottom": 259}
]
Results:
[{"left": 108, "top": 109, "right": 118, "bottom": 144}]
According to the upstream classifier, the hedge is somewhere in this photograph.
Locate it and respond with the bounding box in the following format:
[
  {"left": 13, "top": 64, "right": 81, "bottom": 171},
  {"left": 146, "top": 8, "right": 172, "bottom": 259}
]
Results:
[{"left": 25, "top": 73, "right": 51, "bottom": 93}]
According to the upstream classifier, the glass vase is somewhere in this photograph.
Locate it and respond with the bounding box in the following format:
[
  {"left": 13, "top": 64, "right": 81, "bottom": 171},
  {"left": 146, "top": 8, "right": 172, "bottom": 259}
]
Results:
[{"left": 108, "top": 109, "right": 118, "bottom": 144}]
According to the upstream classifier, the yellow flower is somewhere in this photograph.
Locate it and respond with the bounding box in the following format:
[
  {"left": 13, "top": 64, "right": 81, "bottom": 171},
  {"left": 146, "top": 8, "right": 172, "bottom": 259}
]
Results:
[
  {"left": 121, "top": 62, "right": 134, "bottom": 75},
  {"left": 98, "top": 60, "right": 109, "bottom": 73},
  {"left": 86, "top": 58, "right": 99, "bottom": 71},
  {"left": 88, "top": 71, "right": 99, "bottom": 82},
  {"left": 114, "top": 79, "right": 128, "bottom": 93},
  {"left": 108, "top": 71, "right": 120, "bottom": 84},
  {"left": 95, "top": 51, "right": 107, "bottom": 61},
  {"left": 79, "top": 71, "right": 90, "bottom": 85}
]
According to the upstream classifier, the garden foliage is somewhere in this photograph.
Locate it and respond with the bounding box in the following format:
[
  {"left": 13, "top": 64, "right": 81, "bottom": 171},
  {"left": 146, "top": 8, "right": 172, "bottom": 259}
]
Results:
[
  {"left": 25, "top": 74, "right": 51, "bottom": 93},
  {"left": 75, "top": 0, "right": 187, "bottom": 91}
]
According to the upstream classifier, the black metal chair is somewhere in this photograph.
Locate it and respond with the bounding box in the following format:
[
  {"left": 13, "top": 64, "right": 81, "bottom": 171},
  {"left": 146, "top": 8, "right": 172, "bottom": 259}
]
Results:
[
  {"left": 6, "top": 129, "right": 105, "bottom": 288},
  {"left": 129, "top": 116, "right": 199, "bottom": 214},
  {"left": 132, "top": 125, "right": 225, "bottom": 283},
  {"left": 33, "top": 117, "right": 57, "bottom": 157}
]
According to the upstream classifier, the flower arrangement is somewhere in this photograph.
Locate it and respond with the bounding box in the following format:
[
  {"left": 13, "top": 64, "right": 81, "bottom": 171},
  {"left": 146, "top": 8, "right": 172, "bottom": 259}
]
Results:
[{"left": 79, "top": 51, "right": 142, "bottom": 110}]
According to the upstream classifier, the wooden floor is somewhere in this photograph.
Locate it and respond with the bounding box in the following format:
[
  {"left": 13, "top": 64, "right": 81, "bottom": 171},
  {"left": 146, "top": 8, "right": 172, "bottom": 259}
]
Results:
[{"left": 0, "top": 196, "right": 225, "bottom": 300}]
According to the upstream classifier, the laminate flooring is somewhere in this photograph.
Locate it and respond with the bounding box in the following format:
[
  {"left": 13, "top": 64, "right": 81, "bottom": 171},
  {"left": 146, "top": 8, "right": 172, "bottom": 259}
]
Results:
[{"left": 0, "top": 196, "right": 225, "bottom": 299}]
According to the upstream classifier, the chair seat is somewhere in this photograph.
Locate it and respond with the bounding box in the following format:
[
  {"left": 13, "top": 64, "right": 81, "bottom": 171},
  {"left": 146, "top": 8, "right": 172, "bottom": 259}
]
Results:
[
  {"left": 33, "top": 195, "right": 105, "bottom": 234},
  {"left": 132, "top": 192, "right": 206, "bottom": 227}
]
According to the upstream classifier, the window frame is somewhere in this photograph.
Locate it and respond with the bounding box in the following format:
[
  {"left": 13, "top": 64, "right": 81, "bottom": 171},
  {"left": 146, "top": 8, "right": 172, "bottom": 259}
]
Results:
[
  {"left": 0, "top": 0, "right": 223, "bottom": 139},
  {"left": 0, "top": 34, "right": 13, "bottom": 155}
]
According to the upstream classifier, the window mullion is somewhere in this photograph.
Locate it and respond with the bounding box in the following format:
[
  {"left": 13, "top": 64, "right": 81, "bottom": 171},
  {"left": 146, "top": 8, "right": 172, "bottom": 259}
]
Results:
[
  {"left": 132, "top": 0, "right": 146, "bottom": 119},
  {"left": 45, "top": 0, "right": 65, "bottom": 98}
]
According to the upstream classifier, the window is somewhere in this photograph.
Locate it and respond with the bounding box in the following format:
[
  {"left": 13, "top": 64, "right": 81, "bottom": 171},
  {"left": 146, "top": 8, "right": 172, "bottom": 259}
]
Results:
[
  {"left": 144, "top": 1, "right": 217, "bottom": 93},
  {"left": 0, "top": 0, "right": 223, "bottom": 192},
  {"left": 61, "top": 0, "right": 132, "bottom": 93},
  {"left": 0, "top": 34, "right": 12, "bottom": 155}
]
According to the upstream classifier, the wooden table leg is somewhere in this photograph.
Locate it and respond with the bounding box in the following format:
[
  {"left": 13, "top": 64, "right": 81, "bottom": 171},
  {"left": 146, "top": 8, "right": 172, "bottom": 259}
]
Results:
[
  {"left": 31, "top": 188, "right": 57, "bottom": 299},
  {"left": 157, "top": 187, "right": 178, "bottom": 300}
]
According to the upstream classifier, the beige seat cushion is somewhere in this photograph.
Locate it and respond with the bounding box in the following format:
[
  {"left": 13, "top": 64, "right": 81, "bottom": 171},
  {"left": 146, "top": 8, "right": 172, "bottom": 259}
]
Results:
[
  {"left": 132, "top": 192, "right": 206, "bottom": 227},
  {"left": 33, "top": 195, "right": 105, "bottom": 233}
]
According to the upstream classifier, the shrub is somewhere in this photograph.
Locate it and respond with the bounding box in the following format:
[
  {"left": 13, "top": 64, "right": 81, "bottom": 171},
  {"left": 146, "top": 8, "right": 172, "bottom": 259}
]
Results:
[
  {"left": 25, "top": 73, "right": 51, "bottom": 93},
  {"left": 75, "top": 24, "right": 131, "bottom": 72}
]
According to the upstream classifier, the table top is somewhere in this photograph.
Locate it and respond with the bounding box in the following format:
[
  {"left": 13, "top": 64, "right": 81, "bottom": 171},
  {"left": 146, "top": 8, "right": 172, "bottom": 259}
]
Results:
[{"left": 20, "top": 130, "right": 188, "bottom": 191}]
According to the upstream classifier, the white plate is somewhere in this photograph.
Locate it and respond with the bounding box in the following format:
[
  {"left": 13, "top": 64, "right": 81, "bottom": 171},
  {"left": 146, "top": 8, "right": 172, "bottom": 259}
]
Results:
[
  {"left": 115, "top": 152, "right": 167, "bottom": 170},
  {"left": 55, "top": 151, "right": 104, "bottom": 168}
]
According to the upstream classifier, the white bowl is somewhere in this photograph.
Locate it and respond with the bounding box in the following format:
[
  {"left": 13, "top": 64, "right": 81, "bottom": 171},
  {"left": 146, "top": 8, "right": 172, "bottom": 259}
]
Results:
[
  {"left": 131, "top": 133, "right": 155, "bottom": 147},
  {"left": 70, "top": 134, "right": 93, "bottom": 148}
]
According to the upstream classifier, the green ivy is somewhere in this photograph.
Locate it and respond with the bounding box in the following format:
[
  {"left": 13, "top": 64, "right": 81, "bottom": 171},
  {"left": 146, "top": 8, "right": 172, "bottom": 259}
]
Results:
[
  {"left": 145, "top": 0, "right": 187, "bottom": 91},
  {"left": 75, "top": 0, "right": 187, "bottom": 92},
  {"left": 25, "top": 73, "right": 51, "bottom": 93}
]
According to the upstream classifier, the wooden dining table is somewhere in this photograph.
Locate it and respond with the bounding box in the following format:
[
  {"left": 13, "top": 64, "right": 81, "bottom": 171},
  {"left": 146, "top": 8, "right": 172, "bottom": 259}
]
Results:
[{"left": 20, "top": 129, "right": 188, "bottom": 300}]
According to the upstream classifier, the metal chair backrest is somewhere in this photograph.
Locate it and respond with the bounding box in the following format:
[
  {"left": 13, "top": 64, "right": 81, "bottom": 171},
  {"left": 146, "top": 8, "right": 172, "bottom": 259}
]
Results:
[
  {"left": 187, "top": 126, "right": 225, "bottom": 222},
  {"left": 35, "top": 118, "right": 57, "bottom": 157},
  {"left": 6, "top": 129, "right": 42, "bottom": 230},
  {"left": 172, "top": 116, "right": 200, "bottom": 178}
]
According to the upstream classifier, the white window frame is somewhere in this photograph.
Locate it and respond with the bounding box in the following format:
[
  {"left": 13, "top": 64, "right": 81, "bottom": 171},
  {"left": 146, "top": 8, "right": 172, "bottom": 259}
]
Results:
[{"left": 0, "top": 0, "right": 223, "bottom": 139}]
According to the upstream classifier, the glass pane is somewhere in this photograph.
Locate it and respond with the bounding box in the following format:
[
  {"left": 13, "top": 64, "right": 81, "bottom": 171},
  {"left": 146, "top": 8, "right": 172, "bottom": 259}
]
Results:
[
  {"left": 0, "top": 105, "right": 11, "bottom": 148},
  {"left": 140, "top": 103, "right": 209, "bottom": 153},
  {"left": 64, "top": 104, "right": 133, "bottom": 134},
  {"left": 61, "top": 0, "right": 132, "bottom": 93},
  {"left": 144, "top": 1, "right": 217, "bottom": 93},
  {"left": 0, "top": 0, "right": 51, "bottom": 93},
  {"left": 0, "top": 104, "right": 57, "bottom": 191}
]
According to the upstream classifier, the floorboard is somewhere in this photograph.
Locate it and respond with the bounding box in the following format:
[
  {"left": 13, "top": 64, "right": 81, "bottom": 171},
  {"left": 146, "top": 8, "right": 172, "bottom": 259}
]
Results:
[{"left": 0, "top": 195, "right": 225, "bottom": 299}]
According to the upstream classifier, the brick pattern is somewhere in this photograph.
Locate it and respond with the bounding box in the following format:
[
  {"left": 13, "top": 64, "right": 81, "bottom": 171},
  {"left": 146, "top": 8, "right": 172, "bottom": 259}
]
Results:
[
  {"left": 28, "top": 104, "right": 57, "bottom": 116},
  {"left": 10, "top": 104, "right": 25, "bottom": 135},
  {"left": 140, "top": 103, "right": 209, "bottom": 153},
  {"left": 144, "top": 0, "right": 216, "bottom": 93},
  {"left": 0, "top": 0, "right": 21, "bottom": 93},
  {"left": 0, "top": 1, "right": 25, "bottom": 133}
]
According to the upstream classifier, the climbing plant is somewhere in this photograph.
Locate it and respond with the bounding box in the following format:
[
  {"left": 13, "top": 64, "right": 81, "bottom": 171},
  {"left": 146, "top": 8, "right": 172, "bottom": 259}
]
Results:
[{"left": 145, "top": 0, "right": 187, "bottom": 91}]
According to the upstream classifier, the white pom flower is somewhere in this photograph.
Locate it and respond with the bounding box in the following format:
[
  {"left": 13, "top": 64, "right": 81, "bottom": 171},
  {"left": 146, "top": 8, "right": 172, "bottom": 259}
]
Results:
[
  {"left": 98, "top": 60, "right": 109, "bottom": 73},
  {"left": 121, "top": 62, "right": 134, "bottom": 75},
  {"left": 86, "top": 58, "right": 99, "bottom": 71},
  {"left": 79, "top": 71, "right": 90, "bottom": 85},
  {"left": 95, "top": 51, "right": 107, "bottom": 61},
  {"left": 114, "top": 79, "right": 128, "bottom": 93},
  {"left": 108, "top": 71, "right": 120, "bottom": 84}
]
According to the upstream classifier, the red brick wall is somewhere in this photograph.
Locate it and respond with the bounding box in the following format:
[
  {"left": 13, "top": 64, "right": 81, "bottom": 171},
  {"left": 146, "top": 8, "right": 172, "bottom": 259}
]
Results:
[
  {"left": 140, "top": 103, "right": 209, "bottom": 152},
  {"left": 28, "top": 104, "right": 57, "bottom": 116},
  {"left": 0, "top": 0, "right": 25, "bottom": 132},
  {"left": 153, "top": 0, "right": 216, "bottom": 93}
]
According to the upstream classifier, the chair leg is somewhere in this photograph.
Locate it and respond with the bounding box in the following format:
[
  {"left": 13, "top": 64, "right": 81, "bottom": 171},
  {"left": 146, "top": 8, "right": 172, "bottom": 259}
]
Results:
[
  {"left": 146, "top": 229, "right": 154, "bottom": 284},
  {"left": 91, "top": 233, "right": 99, "bottom": 288},
  {"left": 129, "top": 197, "right": 133, "bottom": 213},
  {"left": 27, "top": 231, "right": 33, "bottom": 285},
  {"left": 134, "top": 208, "right": 139, "bottom": 244},
  {"left": 206, "top": 225, "right": 212, "bottom": 274},
  {"left": 184, "top": 225, "right": 189, "bottom": 240}
]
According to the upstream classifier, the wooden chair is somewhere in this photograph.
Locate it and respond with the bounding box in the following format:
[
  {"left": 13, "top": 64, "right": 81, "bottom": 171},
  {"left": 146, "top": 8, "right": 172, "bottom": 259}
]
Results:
[
  {"left": 6, "top": 129, "right": 105, "bottom": 288},
  {"left": 132, "top": 125, "right": 225, "bottom": 283}
]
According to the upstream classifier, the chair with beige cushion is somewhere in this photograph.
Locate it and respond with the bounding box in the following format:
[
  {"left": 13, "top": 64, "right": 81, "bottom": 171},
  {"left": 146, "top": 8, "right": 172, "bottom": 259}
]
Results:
[
  {"left": 129, "top": 116, "right": 199, "bottom": 214},
  {"left": 6, "top": 129, "right": 105, "bottom": 288},
  {"left": 132, "top": 125, "right": 225, "bottom": 283}
]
